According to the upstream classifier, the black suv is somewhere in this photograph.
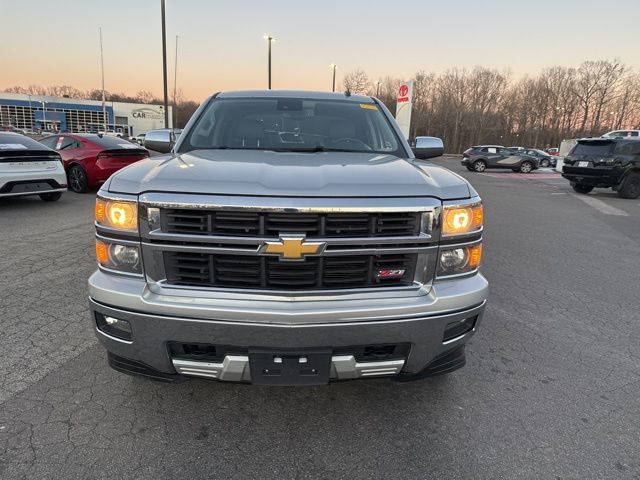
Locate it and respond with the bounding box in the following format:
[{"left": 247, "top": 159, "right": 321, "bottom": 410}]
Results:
[
  {"left": 462, "top": 145, "right": 538, "bottom": 173},
  {"left": 562, "top": 138, "right": 640, "bottom": 199}
]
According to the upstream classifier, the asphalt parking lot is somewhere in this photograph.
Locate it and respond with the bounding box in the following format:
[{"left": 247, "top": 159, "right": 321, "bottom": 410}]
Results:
[{"left": 1, "top": 162, "right": 639, "bottom": 479}]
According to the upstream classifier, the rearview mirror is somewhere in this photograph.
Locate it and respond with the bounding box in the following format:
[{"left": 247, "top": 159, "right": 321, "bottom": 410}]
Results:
[{"left": 412, "top": 136, "right": 444, "bottom": 160}]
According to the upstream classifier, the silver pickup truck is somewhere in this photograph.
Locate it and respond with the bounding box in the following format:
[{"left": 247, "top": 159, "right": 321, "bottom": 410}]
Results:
[{"left": 89, "top": 90, "right": 488, "bottom": 386}]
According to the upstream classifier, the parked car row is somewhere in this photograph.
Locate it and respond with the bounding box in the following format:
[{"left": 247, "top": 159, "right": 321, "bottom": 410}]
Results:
[
  {"left": 0, "top": 127, "right": 189, "bottom": 203},
  {"left": 461, "top": 144, "right": 558, "bottom": 173}
]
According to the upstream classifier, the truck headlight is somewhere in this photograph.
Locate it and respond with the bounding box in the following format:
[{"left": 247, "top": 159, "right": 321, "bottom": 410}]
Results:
[
  {"left": 438, "top": 243, "right": 482, "bottom": 276},
  {"left": 96, "top": 239, "right": 142, "bottom": 274},
  {"left": 95, "top": 198, "right": 138, "bottom": 231},
  {"left": 442, "top": 203, "right": 483, "bottom": 236}
]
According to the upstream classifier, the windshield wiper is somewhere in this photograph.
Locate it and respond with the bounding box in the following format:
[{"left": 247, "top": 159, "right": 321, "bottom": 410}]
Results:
[
  {"left": 280, "top": 146, "right": 364, "bottom": 153},
  {"left": 206, "top": 145, "right": 370, "bottom": 153}
]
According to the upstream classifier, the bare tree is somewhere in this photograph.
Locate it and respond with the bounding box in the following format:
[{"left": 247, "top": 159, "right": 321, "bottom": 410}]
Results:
[{"left": 341, "top": 69, "right": 369, "bottom": 95}]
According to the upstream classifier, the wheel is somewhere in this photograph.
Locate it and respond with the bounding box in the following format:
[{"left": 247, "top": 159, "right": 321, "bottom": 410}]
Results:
[
  {"left": 617, "top": 172, "right": 640, "bottom": 199},
  {"left": 68, "top": 165, "right": 89, "bottom": 193},
  {"left": 571, "top": 182, "right": 593, "bottom": 194},
  {"left": 540, "top": 159, "right": 550, "bottom": 168},
  {"left": 519, "top": 161, "right": 533, "bottom": 173},
  {"left": 472, "top": 160, "right": 487, "bottom": 172},
  {"left": 39, "top": 192, "right": 63, "bottom": 202}
]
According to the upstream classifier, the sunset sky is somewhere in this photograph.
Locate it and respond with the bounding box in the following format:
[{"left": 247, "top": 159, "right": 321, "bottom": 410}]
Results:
[{"left": 2, "top": 0, "right": 639, "bottom": 103}]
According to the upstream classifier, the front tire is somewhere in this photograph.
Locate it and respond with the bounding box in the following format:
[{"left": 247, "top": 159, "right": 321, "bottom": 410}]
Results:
[
  {"left": 68, "top": 165, "right": 89, "bottom": 193},
  {"left": 540, "top": 159, "right": 550, "bottom": 168},
  {"left": 617, "top": 172, "right": 640, "bottom": 199},
  {"left": 519, "top": 161, "right": 533, "bottom": 173},
  {"left": 473, "top": 160, "right": 487, "bottom": 172},
  {"left": 39, "top": 192, "right": 63, "bottom": 202},
  {"left": 571, "top": 182, "right": 594, "bottom": 194}
]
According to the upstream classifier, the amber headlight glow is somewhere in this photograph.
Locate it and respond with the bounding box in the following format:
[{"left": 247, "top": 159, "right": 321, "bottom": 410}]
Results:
[
  {"left": 442, "top": 204, "right": 483, "bottom": 236},
  {"left": 95, "top": 198, "right": 138, "bottom": 231}
]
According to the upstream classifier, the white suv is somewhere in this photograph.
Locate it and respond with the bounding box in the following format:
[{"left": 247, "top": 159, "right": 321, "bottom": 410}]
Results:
[
  {"left": 601, "top": 130, "right": 640, "bottom": 139},
  {"left": 0, "top": 132, "right": 67, "bottom": 201}
]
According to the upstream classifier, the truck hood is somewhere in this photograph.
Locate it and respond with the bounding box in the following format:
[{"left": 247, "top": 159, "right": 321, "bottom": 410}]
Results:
[{"left": 107, "top": 149, "right": 471, "bottom": 200}]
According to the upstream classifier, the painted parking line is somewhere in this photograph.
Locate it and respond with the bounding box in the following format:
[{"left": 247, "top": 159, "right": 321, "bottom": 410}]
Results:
[
  {"left": 570, "top": 194, "right": 629, "bottom": 216},
  {"left": 481, "top": 172, "right": 562, "bottom": 180}
]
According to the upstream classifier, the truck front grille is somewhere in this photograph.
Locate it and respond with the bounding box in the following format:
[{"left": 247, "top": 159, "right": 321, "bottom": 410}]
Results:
[
  {"left": 161, "top": 209, "right": 420, "bottom": 238},
  {"left": 163, "top": 252, "right": 417, "bottom": 290}
]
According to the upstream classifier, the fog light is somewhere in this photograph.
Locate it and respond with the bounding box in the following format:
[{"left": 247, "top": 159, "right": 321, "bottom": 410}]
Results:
[{"left": 96, "top": 313, "right": 132, "bottom": 341}]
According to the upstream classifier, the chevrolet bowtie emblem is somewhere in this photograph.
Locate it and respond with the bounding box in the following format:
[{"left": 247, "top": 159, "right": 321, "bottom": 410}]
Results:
[{"left": 262, "top": 235, "right": 326, "bottom": 260}]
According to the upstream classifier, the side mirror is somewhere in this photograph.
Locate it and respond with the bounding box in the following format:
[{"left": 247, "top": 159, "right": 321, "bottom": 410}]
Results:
[
  {"left": 143, "top": 130, "right": 174, "bottom": 153},
  {"left": 412, "top": 136, "right": 444, "bottom": 160}
]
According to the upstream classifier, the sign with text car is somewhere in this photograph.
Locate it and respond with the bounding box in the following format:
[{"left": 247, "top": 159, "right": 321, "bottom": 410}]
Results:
[
  {"left": 395, "top": 81, "right": 413, "bottom": 140},
  {"left": 131, "top": 107, "right": 164, "bottom": 120}
]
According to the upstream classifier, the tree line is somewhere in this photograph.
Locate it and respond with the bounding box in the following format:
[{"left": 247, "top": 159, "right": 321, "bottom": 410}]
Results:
[{"left": 343, "top": 59, "right": 640, "bottom": 152}]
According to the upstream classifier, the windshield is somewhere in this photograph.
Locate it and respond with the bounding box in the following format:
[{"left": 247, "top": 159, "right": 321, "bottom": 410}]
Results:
[{"left": 178, "top": 97, "right": 404, "bottom": 156}]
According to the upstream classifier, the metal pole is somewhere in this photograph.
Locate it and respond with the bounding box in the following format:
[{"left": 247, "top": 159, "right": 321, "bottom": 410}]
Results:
[
  {"left": 268, "top": 38, "right": 272, "bottom": 90},
  {"left": 41, "top": 101, "right": 47, "bottom": 132},
  {"left": 161, "top": 0, "right": 169, "bottom": 128},
  {"left": 28, "top": 95, "right": 33, "bottom": 130},
  {"left": 173, "top": 35, "right": 178, "bottom": 128},
  {"left": 99, "top": 27, "right": 107, "bottom": 132},
  {"left": 332, "top": 65, "right": 336, "bottom": 92}
]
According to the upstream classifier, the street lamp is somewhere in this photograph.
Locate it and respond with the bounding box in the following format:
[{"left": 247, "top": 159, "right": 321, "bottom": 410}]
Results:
[
  {"left": 263, "top": 35, "right": 275, "bottom": 89},
  {"left": 330, "top": 63, "right": 337, "bottom": 92},
  {"left": 161, "top": 0, "right": 169, "bottom": 128}
]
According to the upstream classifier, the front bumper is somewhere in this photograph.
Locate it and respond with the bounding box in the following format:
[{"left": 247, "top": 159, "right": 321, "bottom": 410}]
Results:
[{"left": 89, "top": 270, "right": 488, "bottom": 383}]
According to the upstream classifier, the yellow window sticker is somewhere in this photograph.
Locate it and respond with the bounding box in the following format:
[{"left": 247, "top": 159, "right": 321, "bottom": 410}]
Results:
[{"left": 360, "top": 104, "right": 378, "bottom": 111}]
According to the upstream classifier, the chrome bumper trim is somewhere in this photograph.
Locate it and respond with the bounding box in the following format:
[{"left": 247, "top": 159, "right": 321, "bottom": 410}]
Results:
[
  {"left": 172, "top": 356, "right": 251, "bottom": 382},
  {"left": 331, "top": 355, "right": 405, "bottom": 379},
  {"left": 171, "top": 355, "right": 406, "bottom": 382}
]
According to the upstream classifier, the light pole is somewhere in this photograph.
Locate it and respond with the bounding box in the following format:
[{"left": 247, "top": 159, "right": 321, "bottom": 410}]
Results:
[
  {"left": 161, "top": 0, "right": 169, "bottom": 128},
  {"left": 99, "top": 27, "right": 107, "bottom": 133},
  {"left": 173, "top": 35, "right": 178, "bottom": 128},
  {"left": 263, "top": 35, "right": 275, "bottom": 89},
  {"left": 27, "top": 95, "right": 33, "bottom": 130},
  {"left": 375, "top": 81, "right": 382, "bottom": 97},
  {"left": 330, "top": 63, "right": 337, "bottom": 92}
]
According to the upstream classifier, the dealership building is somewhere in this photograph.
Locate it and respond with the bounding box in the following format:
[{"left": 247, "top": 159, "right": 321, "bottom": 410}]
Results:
[{"left": 0, "top": 92, "right": 172, "bottom": 136}]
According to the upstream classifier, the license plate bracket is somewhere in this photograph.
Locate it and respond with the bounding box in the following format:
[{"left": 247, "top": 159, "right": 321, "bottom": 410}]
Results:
[{"left": 249, "top": 348, "right": 332, "bottom": 386}]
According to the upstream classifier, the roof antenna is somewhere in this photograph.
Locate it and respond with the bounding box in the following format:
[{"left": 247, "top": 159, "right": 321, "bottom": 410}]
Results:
[{"left": 344, "top": 89, "right": 351, "bottom": 97}]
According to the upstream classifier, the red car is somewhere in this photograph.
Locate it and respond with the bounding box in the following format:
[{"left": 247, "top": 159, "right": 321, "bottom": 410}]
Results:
[
  {"left": 545, "top": 148, "right": 559, "bottom": 156},
  {"left": 38, "top": 134, "right": 149, "bottom": 192}
]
